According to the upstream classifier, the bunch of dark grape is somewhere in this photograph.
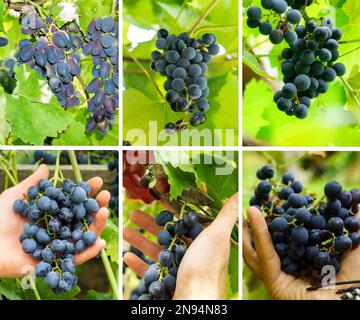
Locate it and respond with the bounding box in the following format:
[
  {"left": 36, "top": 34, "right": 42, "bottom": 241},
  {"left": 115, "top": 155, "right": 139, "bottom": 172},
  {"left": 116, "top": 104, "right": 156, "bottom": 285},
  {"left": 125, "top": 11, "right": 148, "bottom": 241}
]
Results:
[
  {"left": 131, "top": 209, "right": 203, "bottom": 300},
  {"left": 107, "top": 151, "right": 119, "bottom": 215},
  {"left": 13, "top": 178, "right": 100, "bottom": 292},
  {"left": 246, "top": 1, "right": 346, "bottom": 118},
  {"left": 0, "top": 36, "right": 8, "bottom": 47},
  {"left": 249, "top": 165, "right": 360, "bottom": 284},
  {"left": 31, "top": 151, "right": 91, "bottom": 165},
  {"left": 83, "top": 17, "right": 119, "bottom": 135},
  {"left": 150, "top": 29, "right": 221, "bottom": 134},
  {"left": 15, "top": 14, "right": 82, "bottom": 109}
]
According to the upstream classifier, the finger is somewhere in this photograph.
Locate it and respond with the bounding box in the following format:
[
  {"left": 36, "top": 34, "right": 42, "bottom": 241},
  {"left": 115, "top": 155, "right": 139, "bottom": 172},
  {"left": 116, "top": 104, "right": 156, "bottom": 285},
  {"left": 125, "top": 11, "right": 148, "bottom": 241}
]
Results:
[
  {"left": 90, "top": 207, "right": 109, "bottom": 236},
  {"left": 16, "top": 164, "right": 49, "bottom": 191},
  {"left": 74, "top": 239, "right": 106, "bottom": 265},
  {"left": 247, "top": 206, "right": 281, "bottom": 286},
  {"left": 123, "top": 227, "right": 162, "bottom": 261},
  {"left": 87, "top": 177, "right": 103, "bottom": 196},
  {"left": 124, "top": 252, "right": 149, "bottom": 278},
  {"left": 95, "top": 190, "right": 111, "bottom": 208},
  {"left": 210, "top": 192, "right": 238, "bottom": 238},
  {"left": 242, "top": 217, "right": 261, "bottom": 276},
  {"left": 129, "top": 211, "right": 163, "bottom": 236}
]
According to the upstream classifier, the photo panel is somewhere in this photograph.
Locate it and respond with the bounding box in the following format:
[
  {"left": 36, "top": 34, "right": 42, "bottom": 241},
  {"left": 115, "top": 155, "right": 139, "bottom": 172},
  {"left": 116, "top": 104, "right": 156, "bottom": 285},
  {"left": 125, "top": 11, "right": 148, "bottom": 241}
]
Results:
[
  {"left": 0, "top": 150, "right": 119, "bottom": 300},
  {"left": 122, "top": 150, "right": 239, "bottom": 300},
  {"left": 243, "top": 151, "right": 360, "bottom": 300},
  {"left": 123, "top": 0, "right": 239, "bottom": 147},
  {"left": 242, "top": 0, "right": 359, "bottom": 147},
  {"left": 0, "top": 2, "right": 119, "bottom": 146}
]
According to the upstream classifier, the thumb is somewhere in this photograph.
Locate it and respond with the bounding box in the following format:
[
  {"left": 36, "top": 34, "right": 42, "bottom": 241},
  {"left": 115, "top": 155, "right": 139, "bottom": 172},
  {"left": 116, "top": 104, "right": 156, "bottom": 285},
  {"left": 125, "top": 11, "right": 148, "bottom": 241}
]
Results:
[
  {"left": 16, "top": 164, "right": 49, "bottom": 191},
  {"left": 210, "top": 192, "right": 238, "bottom": 237}
]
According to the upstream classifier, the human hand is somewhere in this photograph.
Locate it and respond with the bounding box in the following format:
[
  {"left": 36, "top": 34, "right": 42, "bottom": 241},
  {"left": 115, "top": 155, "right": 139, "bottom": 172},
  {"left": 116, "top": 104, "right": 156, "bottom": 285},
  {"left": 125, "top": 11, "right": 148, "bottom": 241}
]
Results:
[
  {"left": 124, "top": 193, "right": 238, "bottom": 300},
  {"left": 0, "top": 164, "right": 110, "bottom": 278},
  {"left": 243, "top": 206, "right": 360, "bottom": 300}
]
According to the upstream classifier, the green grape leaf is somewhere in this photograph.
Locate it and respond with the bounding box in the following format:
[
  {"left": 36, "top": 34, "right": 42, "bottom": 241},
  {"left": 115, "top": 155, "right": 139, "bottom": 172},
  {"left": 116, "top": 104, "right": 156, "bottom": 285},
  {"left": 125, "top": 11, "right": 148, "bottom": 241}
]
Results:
[
  {"left": 193, "top": 152, "right": 238, "bottom": 208},
  {"left": 3, "top": 95, "right": 74, "bottom": 145},
  {"left": 155, "top": 152, "right": 197, "bottom": 200},
  {"left": 76, "top": 0, "right": 114, "bottom": 31},
  {"left": 226, "top": 245, "right": 239, "bottom": 299},
  {"left": 86, "top": 290, "right": 114, "bottom": 300},
  {"left": 243, "top": 264, "right": 271, "bottom": 300},
  {"left": 101, "top": 219, "right": 119, "bottom": 264},
  {"left": 35, "top": 278, "right": 80, "bottom": 300},
  {"left": 52, "top": 117, "right": 118, "bottom": 146},
  {"left": 0, "top": 90, "right": 11, "bottom": 144},
  {"left": 347, "top": 64, "right": 360, "bottom": 90},
  {"left": 243, "top": 79, "right": 272, "bottom": 139},
  {"left": 243, "top": 49, "right": 277, "bottom": 80},
  {"left": 0, "top": 279, "right": 23, "bottom": 300},
  {"left": 123, "top": 88, "right": 180, "bottom": 146},
  {"left": 15, "top": 65, "right": 50, "bottom": 102}
]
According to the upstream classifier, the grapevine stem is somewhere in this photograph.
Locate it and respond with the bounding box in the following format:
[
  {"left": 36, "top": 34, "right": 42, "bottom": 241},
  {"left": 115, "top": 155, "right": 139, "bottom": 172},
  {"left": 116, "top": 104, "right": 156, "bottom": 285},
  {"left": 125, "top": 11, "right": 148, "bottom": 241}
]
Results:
[
  {"left": 48, "top": 0, "right": 55, "bottom": 15},
  {"left": 250, "top": 38, "right": 269, "bottom": 50},
  {"left": 68, "top": 150, "right": 119, "bottom": 300},
  {"left": 170, "top": 0, "right": 188, "bottom": 33},
  {"left": 339, "top": 46, "right": 360, "bottom": 58},
  {"left": 278, "top": 152, "right": 307, "bottom": 169},
  {"left": 339, "top": 39, "right": 360, "bottom": 44},
  {"left": 10, "top": 151, "right": 18, "bottom": 184},
  {"left": 52, "top": 151, "right": 61, "bottom": 187},
  {"left": 300, "top": 8, "right": 310, "bottom": 22},
  {"left": 189, "top": 0, "right": 221, "bottom": 36},
  {"left": 0, "top": 153, "right": 18, "bottom": 184},
  {"left": 4, "top": 174, "right": 8, "bottom": 190},
  {"left": 127, "top": 52, "right": 165, "bottom": 99},
  {"left": 29, "top": 277, "right": 41, "bottom": 300},
  {"left": 68, "top": 150, "right": 82, "bottom": 183},
  {"left": 192, "top": 24, "right": 237, "bottom": 36},
  {"left": 76, "top": 75, "right": 90, "bottom": 100},
  {"left": 0, "top": 152, "right": 18, "bottom": 181},
  {"left": 101, "top": 249, "right": 119, "bottom": 300},
  {"left": 261, "top": 151, "right": 277, "bottom": 168},
  {"left": 0, "top": 157, "right": 17, "bottom": 186}
]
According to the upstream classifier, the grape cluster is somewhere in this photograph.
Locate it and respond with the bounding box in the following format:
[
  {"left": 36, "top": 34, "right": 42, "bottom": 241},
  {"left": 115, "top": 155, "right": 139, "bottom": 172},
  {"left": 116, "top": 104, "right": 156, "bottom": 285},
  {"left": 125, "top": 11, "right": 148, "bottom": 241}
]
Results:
[
  {"left": 246, "top": 1, "right": 346, "bottom": 118},
  {"left": 107, "top": 151, "right": 119, "bottom": 215},
  {"left": 13, "top": 178, "right": 99, "bottom": 292},
  {"left": 150, "top": 29, "right": 221, "bottom": 134},
  {"left": 16, "top": 14, "right": 82, "bottom": 109},
  {"left": 83, "top": 17, "right": 119, "bottom": 135},
  {"left": 0, "top": 36, "right": 8, "bottom": 47},
  {"left": 31, "top": 150, "right": 91, "bottom": 165},
  {"left": 131, "top": 209, "right": 203, "bottom": 300},
  {"left": 249, "top": 165, "right": 360, "bottom": 284}
]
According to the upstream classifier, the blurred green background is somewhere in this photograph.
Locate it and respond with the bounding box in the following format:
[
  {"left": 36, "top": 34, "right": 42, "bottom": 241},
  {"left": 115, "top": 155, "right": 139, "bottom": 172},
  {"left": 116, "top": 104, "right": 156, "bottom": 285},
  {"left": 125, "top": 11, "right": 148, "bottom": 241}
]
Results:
[
  {"left": 243, "top": 151, "right": 360, "bottom": 299},
  {"left": 243, "top": 0, "right": 360, "bottom": 146}
]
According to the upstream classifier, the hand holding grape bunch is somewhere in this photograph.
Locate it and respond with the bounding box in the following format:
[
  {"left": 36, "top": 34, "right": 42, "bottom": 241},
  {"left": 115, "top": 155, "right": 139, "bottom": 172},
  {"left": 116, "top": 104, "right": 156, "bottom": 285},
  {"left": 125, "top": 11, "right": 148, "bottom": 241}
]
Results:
[
  {"left": 243, "top": 166, "right": 360, "bottom": 300},
  {"left": 124, "top": 193, "right": 238, "bottom": 300},
  {"left": 0, "top": 165, "right": 109, "bottom": 279}
]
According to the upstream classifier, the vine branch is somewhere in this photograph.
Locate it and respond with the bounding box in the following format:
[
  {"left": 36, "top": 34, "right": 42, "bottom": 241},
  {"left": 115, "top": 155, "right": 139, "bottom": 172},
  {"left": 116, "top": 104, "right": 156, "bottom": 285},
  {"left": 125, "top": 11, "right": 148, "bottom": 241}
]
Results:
[
  {"left": 127, "top": 51, "right": 165, "bottom": 99},
  {"left": 189, "top": 0, "right": 221, "bottom": 36}
]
